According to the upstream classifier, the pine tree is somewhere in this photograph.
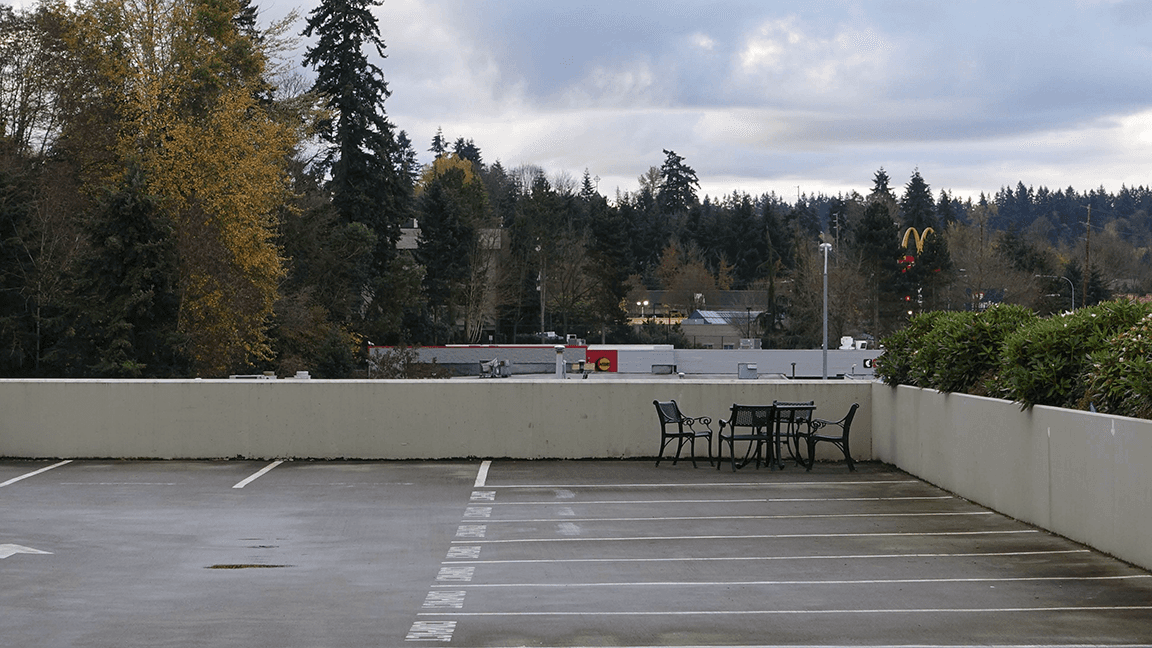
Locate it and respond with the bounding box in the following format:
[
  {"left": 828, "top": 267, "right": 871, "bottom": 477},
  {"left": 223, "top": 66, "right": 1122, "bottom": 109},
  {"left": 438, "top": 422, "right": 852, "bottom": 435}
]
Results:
[
  {"left": 415, "top": 156, "right": 489, "bottom": 343},
  {"left": 395, "top": 130, "right": 420, "bottom": 186},
  {"left": 429, "top": 127, "right": 448, "bottom": 158},
  {"left": 72, "top": 167, "right": 185, "bottom": 377},
  {"left": 452, "top": 137, "right": 483, "bottom": 168},
  {"left": 726, "top": 193, "right": 767, "bottom": 288},
  {"left": 900, "top": 169, "right": 937, "bottom": 232},
  {"left": 586, "top": 186, "right": 630, "bottom": 341},
  {"left": 855, "top": 198, "right": 902, "bottom": 335},
  {"left": 869, "top": 167, "right": 896, "bottom": 206},
  {"left": 936, "top": 189, "right": 961, "bottom": 226},
  {"left": 303, "top": 0, "right": 410, "bottom": 271},
  {"left": 656, "top": 149, "right": 699, "bottom": 215}
]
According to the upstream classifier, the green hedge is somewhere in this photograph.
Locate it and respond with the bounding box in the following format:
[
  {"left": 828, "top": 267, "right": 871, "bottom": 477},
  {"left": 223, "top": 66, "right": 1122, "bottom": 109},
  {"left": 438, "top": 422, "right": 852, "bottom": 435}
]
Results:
[
  {"left": 876, "top": 300, "right": 1152, "bottom": 418},
  {"left": 1082, "top": 311, "right": 1152, "bottom": 419},
  {"left": 872, "top": 311, "right": 947, "bottom": 388}
]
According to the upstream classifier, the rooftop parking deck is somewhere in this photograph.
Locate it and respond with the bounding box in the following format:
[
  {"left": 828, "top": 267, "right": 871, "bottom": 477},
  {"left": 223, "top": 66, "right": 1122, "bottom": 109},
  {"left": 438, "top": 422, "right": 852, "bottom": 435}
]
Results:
[{"left": 3, "top": 458, "right": 1151, "bottom": 647}]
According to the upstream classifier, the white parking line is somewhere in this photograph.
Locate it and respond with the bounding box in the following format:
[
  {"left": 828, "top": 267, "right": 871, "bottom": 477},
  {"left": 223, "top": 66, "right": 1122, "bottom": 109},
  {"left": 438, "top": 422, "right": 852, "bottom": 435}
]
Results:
[
  {"left": 442, "top": 549, "right": 1090, "bottom": 565},
  {"left": 420, "top": 605, "right": 1152, "bottom": 616},
  {"left": 405, "top": 644, "right": 1152, "bottom": 648},
  {"left": 435, "top": 574, "right": 1152, "bottom": 588},
  {"left": 232, "top": 460, "right": 284, "bottom": 489},
  {"left": 474, "top": 460, "right": 491, "bottom": 488},
  {"left": 484, "top": 479, "right": 920, "bottom": 489},
  {"left": 488, "top": 496, "right": 954, "bottom": 505},
  {"left": 484, "top": 512, "right": 995, "bottom": 523},
  {"left": 0, "top": 460, "right": 72, "bottom": 487},
  {"left": 452, "top": 529, "right": 1040, "bottom": 544}
]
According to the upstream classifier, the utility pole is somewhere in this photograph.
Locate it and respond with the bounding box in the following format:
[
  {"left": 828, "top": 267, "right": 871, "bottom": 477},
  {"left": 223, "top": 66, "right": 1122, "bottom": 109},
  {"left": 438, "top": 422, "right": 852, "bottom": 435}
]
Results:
[
  {"left": 1084, "top": 205, "right": 1091, "bottom": 307},
  {"left": 820, "top": 242, "right": 832, "bottom": 380}
]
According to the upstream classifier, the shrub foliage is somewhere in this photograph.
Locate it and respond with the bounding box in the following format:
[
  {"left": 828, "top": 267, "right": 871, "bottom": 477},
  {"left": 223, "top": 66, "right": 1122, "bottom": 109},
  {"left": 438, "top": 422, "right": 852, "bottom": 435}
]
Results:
[
  {"left": 876, "top": 299, "right": 1152, "bottom": 418},
  {"left": 1082, "top": 312, "right": 1152, "bottom": 419}
]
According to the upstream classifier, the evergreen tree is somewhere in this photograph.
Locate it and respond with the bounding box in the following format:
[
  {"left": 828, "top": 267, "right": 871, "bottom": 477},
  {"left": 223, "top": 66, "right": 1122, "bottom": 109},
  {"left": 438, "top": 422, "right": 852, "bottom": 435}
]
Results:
[
  {"left": 417, "top": 172, "right": 472, "bottom": 330},
  {"left": 1062, "top": 261, "right": 1111, "bottom": 307},
  {"left": 868, "top": 167, "right": 897, "bottom": 207},
  {"left": 627, "top": 167, "right": 666, "bottom": 274},
  {"left": 855, "top": 198, "right": 902, "bottom": 335},
  {"left": 72, "top": 168, "right": 185, "bottom": 377},
  {"left": 586, "top": 190, "right": 630, "bottom": 341},
  {"left": 415, "top": 156, "right": 488, "bottom": 343},
  {"left": 726, "top": 193, "right": 767, "bottom": 288},
  {"left": 481, "top": 160, "right": 518, "bottom": 228},
  {"left": 579, "top": 169, "right": 598, "bottom": 203},
  {"left": 936, "top": 189, "right": 963, "bottom": 226},
  {"left": 900, "top": 169, "right": 937, "bottom": 232},
  {"left": 394, "top": 129, "right": 420, "bottom": 186},
  {"left": 656, "top": 149, "right": 699, "bottom": 215},
  {"left": 998, "top": 228, "right": 1052, "bottom": 275},
  {"left": 429, "top": 127, "right": 448, "bottom": 158},
  {"left": 303, "top": 0, "right": 410, "bottom": 271},
  {"left": 452, "top": 137, "right": 483, "bottom": 168},
  {"left": 0, "top": 141, "right": 36, "bottom": 374}
]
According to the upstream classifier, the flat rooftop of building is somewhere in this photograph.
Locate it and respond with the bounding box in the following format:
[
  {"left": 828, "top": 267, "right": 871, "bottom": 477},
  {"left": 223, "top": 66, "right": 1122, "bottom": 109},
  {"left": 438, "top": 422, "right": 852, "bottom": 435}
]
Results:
[{"left": 3, "top": 459, "right": 1150, "bottom": 647}]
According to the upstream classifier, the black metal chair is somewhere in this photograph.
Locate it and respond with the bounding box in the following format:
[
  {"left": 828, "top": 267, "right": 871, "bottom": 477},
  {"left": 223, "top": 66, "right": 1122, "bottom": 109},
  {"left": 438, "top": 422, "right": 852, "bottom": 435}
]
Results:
[
  {"left": 772, "top": 400, "right": 815, "bottom": 469},
  {"left": 653, "top": 400, "right": 714, "bottom": 468},
  {"left": 804, "top": 403, "right": 859, "bottom": 471},
  {"left": 717, "top": 404, "right": 775, "bottom": 471}
]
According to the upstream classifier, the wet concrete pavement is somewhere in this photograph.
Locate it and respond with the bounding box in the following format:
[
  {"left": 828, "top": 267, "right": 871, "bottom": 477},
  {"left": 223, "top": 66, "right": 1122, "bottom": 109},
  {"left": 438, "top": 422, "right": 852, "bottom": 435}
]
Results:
[{"left": 2, "top": 459, "right": 1150, "bottom": 647}]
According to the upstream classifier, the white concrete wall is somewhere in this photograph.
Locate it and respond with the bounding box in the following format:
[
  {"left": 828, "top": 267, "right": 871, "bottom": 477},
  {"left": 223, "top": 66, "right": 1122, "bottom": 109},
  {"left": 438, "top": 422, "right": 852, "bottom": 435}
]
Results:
[
  {"left": 872, "top": 384, "right": 1152, "bottom": 571},
  {"left": 0, "top": 379, "right": 870, "bottom": 462},
  {"left": 5, "top": 378, "right": 1147, "bottom": 569}
]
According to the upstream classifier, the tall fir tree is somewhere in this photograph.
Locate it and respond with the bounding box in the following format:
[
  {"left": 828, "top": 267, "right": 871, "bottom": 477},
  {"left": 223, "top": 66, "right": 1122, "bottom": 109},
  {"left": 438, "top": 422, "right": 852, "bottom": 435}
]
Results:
[
  {"left": 72, "top": 167, "right": 185, "bottom": 377},
  {"left": 656, "top": 149, "right": 699, "bottom": 215},
  {"left": 868, "top": 167, "right": 897, "bottom": 207},
  {"left": 429, "top": 127, "right": 448, "bottom": 158},
  {"left": 855, "top": 196, "right": 903, "bottom": 335},
  {"left": 303, "top": 0, "right": 410, "bottom": 272},
  {"left": 900, "top": 169, "right": 937, "bottom": 232}
]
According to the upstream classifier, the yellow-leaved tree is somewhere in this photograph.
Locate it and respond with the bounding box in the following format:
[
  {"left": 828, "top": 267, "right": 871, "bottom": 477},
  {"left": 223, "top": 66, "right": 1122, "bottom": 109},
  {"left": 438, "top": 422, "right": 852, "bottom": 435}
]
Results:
[{"left": 73, "top": 0, "right": 299, "bottom": 375}]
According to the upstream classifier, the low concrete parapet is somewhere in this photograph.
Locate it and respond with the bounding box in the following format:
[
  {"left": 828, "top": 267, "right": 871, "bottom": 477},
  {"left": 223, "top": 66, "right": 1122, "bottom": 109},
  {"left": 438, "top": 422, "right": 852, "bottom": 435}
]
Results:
[
  {"left": 872, "top": 384, "right": 1152, "bottom": 571},
  {"left": 0, "top": 378, "right": 870, "bottom": 461},
  {"left": 3, "top": 377, "right": 1149, "bottom": 570}
]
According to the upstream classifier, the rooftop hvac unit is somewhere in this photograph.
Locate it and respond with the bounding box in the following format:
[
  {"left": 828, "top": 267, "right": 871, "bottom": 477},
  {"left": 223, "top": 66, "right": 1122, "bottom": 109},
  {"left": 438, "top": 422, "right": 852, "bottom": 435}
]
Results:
[{"left": 738, "top": 363, "right": 758, "bottom": 379}]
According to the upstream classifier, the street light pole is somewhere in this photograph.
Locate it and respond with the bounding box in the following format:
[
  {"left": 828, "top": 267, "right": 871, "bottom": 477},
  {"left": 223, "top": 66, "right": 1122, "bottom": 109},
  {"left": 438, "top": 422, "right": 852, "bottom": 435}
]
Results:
[
  {"left": 820, "top": 242, "right": 832, "bottom": 380},
  {"left": 1035, "top": 275, "right": 1075, "bottom": 311}
]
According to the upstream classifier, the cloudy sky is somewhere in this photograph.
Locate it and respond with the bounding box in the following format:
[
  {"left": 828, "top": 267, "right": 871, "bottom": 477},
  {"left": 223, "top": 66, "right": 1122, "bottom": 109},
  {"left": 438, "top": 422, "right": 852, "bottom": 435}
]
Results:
[{"left": 16, "top": 0, "right": 1152, "bottom": 201}]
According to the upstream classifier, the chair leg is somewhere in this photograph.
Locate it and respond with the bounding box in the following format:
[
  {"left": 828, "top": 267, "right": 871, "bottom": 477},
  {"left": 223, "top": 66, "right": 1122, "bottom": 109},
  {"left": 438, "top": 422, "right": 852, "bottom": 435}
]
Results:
[
  {"left": 656, "top": 435, "right": 671, "bottom": 467},
  {"left": 687, "top": 436, "right": 698, "bottom": 468},
  {"left": 725, "top": 439, "right": 737, "bottom": 471},
  {"left": 840, "top": 442, "right": 856, "bottom": 471}
]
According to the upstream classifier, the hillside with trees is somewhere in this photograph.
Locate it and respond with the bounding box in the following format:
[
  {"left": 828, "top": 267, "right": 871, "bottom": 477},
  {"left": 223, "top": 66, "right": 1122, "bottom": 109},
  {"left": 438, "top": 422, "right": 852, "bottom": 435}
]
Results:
[{"left": 2, "top": 0, "right": 1150, "bottom": 377}]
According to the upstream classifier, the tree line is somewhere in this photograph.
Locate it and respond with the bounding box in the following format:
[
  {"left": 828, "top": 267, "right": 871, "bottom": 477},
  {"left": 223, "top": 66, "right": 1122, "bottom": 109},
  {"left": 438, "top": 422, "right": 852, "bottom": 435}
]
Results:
[{"left": 2, "top": 0, "right": 1150, "bottom": 377}]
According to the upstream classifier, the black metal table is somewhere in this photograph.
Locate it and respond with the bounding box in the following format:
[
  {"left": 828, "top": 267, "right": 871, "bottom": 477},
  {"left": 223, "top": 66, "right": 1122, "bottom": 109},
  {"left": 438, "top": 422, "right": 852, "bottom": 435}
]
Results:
[{"left": 770, "top": 401, "right": 815, "bottom": 470}]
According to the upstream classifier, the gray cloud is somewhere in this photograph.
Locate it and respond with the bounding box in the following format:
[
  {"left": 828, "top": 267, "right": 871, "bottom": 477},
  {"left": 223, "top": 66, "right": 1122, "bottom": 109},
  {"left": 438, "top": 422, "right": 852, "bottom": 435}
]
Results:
[{"left": 261, "top": 0, "right": 1152, "bottom": 199}]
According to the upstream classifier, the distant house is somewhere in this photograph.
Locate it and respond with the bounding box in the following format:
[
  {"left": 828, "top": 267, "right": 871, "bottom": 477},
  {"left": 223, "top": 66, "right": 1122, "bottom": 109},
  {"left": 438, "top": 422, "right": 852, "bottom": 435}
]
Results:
[
  {"left": 681, "top": 310, "right": 763, "bottom": 349},
  {"left": 397, "top": 220, "right": 503, "bottom": 251}
]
